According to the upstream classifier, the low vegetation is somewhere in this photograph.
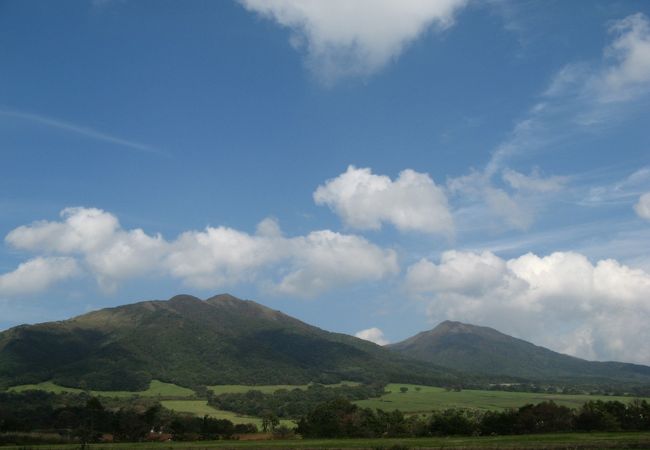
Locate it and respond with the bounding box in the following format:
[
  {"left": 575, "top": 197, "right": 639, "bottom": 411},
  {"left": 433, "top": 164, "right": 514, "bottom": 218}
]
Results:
[
  {"left": 356, "top": 383, "right": 650, "bottom": 412},
  {"left": 3, "top": 385, "right": 650, "bottom": 446},
  {"left": 208, "top": 383, "right": 384, "bottom": 418}
]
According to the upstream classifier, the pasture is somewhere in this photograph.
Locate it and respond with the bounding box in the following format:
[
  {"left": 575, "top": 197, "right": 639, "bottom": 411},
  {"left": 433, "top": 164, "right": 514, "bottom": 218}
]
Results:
[
  {"left": 356, "top": 383, "right": 650, "bottom": 413},
  {"left": 208, "top": 381, "right": 360, "bottom": 395},
  {"left": 7, "top": 380, "right": 195, "bottom": 398},
  {"left": 160, "top": 400, "right": 294, "bottom": 427}
]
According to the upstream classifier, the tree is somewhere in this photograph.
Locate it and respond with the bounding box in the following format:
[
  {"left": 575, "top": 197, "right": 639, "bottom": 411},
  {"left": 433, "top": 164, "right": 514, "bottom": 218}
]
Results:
[
  {"left": 261, "top": 411, "right": 279, "bottom": 432},
  {"left": 399, "top": 387, "right": 409, "bottom": 394}
]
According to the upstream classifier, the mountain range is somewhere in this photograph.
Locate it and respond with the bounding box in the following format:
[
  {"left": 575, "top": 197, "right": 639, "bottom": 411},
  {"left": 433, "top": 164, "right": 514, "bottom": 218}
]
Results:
[
  {"left": 389, "top": 320, "right": 650, "bottom": 385},
  {"left": 1, "top": 294, "right": 649, "bottom": 391},
  {"left": 0, "top": 294, "right": 454, "bottom": 390}
]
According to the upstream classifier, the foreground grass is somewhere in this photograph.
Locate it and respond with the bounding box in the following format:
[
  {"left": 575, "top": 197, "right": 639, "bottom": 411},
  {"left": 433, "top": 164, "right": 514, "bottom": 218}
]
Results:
[
  {"left": 160, "top": 400, "right": 294, "bottom": 428},
  {"left": 4, "top": 432, "right": 650, "bottom": 449},
  {"left": 356, "top": 384, "right": 650, "bottom": 413},
  {"left": 7, "top": 380, "right": 195, "bottom": 398}
]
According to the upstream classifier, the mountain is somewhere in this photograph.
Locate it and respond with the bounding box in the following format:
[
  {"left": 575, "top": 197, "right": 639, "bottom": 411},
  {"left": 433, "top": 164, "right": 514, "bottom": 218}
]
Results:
[
  {"left": 0, "top": 294, "right": 455, "bottom": 391},
  {"left": 389, "top": 321, "right": 650, "bottom": 385}
]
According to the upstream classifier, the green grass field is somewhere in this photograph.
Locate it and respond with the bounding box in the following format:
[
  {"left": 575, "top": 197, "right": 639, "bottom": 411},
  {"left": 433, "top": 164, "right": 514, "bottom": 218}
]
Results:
[
  {"left": 160, "top": 400, "right": 295, "bottom": 427},
  {"left": 7, "top": 379, "right": 195, "bottom": 398},
  {"left": 208, "top": 381, "right": 360, "bottom": 395},
  {"left": 2, "top": 432, "right": 650, "bottom": 449},
  {"left": 356, "top": 383, "right": 650, "bottom": 413}
]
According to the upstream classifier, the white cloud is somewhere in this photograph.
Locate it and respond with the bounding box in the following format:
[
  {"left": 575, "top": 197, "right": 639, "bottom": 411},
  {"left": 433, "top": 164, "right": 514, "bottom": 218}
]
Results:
[
  {"left": 355, "top": 327, "right": 389, "bottom": 346},
  {"left": 544, "top": 13, "right": 650, "bottom": 106},
  {"left": 595, "top": 13, "right": 650, "bottom": 102},
  {"left": 405, "top": 250, "right": 650, "bottom": 364},
  {"left": 6, "top": 207, "right": 120, "bottom": 253},
  {"left": 635, "top": 192, "right": 650, "bottom": 221},
  {"left": 448, "top": 171, "right": 537, "bottom": 231},
  {"left": 502, "top": 168, "right": 567, "bottom": 193},
  {"left": 238, "top": 0, "right": 468, "bottom": 83},
  {"left": 7, "top": 207, "right": 167, "bottom": 292},
  {"left": 314, "top": 166, "right": 453, "bottom": 235},
  {"left": 167, "top": 225, "right": 288, "bottom": 290},
  {"left": 274, "top": 230, "right": 398, "bottom": 298},
  {"left": 0, "top": 257, "right": 80, "bottom": 296},
  {"left": 3, "top": 207, "right": 397, "bottom": 298},
  {"left": 449, "top": 169, "right": 567, "bottom": 231}
]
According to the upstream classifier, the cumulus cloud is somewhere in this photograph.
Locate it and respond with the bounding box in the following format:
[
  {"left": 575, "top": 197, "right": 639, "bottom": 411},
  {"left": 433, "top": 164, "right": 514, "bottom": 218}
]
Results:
[
  {"left": 7, "top": 207, "right": 121, "bottom": 254},
  {"left": 2, "top": 207, "right": 397, "bottom": 298},
  {"left": 405, "top": 250, "right": 650, "bottom": 364},
  {"left": 355, "top": 327, "right": 389, "bottom": 346},
  {"left": 238, "top": 0, "right": 468, "bottom": 82},
  {"left": 167, "top": 226, "right": 284, "bottom": 290},
  {"left": 635, "top": 192, "right": 650, "bottom": 220},
  {"left": 0, "top": 257, "right": 80, "bottom": 296},
  {"left": 314, "top": 166, "right": 453, "bottom": 235},
  {"left": 7, "top": 207, "right": 167, "bottom": 292},
  {"left": 274, "top": 230, "right": 398, "bottom": 297}
]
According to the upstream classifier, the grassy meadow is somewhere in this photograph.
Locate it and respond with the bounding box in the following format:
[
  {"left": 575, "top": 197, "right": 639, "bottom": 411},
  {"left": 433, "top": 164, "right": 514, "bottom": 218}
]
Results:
[
  {"left": 355, "top": 383, "right": 650, "bottom": 413},
  {"left": 8, "top": 380, "right": 650, "bottom": 426},
  {"left": 7, "top": 379, "right": 195, "bottom": 398},
  {"left": 160, "top": 400, "right": 295, "bottom": 427},
  {"left": 208, "top": 381, "right": 360, "bottom": 395}
]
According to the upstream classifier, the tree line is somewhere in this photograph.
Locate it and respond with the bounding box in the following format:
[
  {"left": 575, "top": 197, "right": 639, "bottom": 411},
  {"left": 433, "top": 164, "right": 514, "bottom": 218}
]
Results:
[
  {"left": 296, "top": 398, "right": 650, "bottom": 438},
  {"left": 207, "top": 383, "right": 385, "bottom": 418},
  {"left": 0, "top": 391, "right": 256, "bottom": 445},
  {"left": 3, "top": 389, "right": 650, "bottom": 444}
]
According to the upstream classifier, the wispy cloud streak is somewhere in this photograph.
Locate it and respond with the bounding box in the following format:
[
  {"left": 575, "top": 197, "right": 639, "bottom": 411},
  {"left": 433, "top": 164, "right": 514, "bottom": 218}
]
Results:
[{"left": 0, "top": 109, "right": 165, "bottom": 156}]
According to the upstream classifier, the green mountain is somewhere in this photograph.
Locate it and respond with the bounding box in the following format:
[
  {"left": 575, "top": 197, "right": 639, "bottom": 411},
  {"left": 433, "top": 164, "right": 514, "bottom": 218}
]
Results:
[
  {"left": 389, "top": 320, "right": 650, "bottom": 385},
  {"left": 0, "top": 294, "right": 455, "bottom": 391}
]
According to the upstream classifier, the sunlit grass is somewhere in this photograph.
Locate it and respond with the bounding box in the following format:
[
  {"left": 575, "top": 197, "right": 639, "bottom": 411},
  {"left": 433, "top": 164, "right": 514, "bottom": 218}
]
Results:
[{"left": 355, "top": 383, "right": 650, "bottom": 412}]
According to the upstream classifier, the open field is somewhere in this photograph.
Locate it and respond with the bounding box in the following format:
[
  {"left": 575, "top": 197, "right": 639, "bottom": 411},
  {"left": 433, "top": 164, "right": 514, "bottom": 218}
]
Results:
[
  {"left": 3, "top": 432, "right": 650, "bottom": 449},
  {"left": 208, "top": 381, "right": 360, "bottom": 395},
  {"left": 160, "top": 400, "right": 294, "bottom": 427},
  {"left": 7, "top": 380, "right": 195, "bottom": 398},
  {"left": 356, "top": 383, "right": 650, "bottom": 413}
]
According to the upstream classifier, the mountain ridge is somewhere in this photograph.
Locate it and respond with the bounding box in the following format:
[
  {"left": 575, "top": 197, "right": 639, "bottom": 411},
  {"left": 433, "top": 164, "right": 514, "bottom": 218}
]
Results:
[
  {"left": 389, "top": 320, "right": 650, "bottom": 384},
  {"left": 0, "top": 293, "right": 455, "bottom": 391}
]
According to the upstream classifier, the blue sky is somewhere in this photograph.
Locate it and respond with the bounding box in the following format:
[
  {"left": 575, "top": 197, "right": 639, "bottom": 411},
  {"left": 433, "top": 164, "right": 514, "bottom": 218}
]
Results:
[{"left": 2, "top": 0, "right": 650, "bottom": 364}]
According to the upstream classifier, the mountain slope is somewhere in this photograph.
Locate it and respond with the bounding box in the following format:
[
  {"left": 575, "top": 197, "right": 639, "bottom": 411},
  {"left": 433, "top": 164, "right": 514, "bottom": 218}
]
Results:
[
  {"left": 0, "top": 294, "right": 455, "bottom": 390},
  {"left": 389, "top": 321, "right": 650, "bottom": 384}
]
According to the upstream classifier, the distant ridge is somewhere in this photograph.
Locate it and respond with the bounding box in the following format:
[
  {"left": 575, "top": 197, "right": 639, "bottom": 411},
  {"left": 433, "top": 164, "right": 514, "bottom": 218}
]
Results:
[
  {"left": 389, "top": 320, "right": 650, "bottom": 384},
  {"left": 0, "top": 294, "right": 453, "bottom": 391}
]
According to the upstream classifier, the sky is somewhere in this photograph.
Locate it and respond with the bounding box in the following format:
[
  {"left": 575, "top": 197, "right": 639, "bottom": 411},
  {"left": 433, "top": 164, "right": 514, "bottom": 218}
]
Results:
[{"left": 1, "top": 0, "right": 650, "bottom": 365}]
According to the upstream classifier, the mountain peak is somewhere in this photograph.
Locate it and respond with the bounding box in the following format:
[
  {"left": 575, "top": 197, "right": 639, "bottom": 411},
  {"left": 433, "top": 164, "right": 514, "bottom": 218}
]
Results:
[
  {"left": 0, "top": 293, "right": 452, "bottom": 390},
  {"left": 168, "top": 294, "right": 202, "bottom": 304},
  {"left": 434, "top": 320, "right": 473, "bottom": 332},
  {"left": 207, "top": 293, "right": 243, "bottom": 303},
  {"left": 390, "top": 320, "right": 650, "bottom": 382},
  {"left": 431, "top": 320, "right": 503, "bottom": 338}
]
